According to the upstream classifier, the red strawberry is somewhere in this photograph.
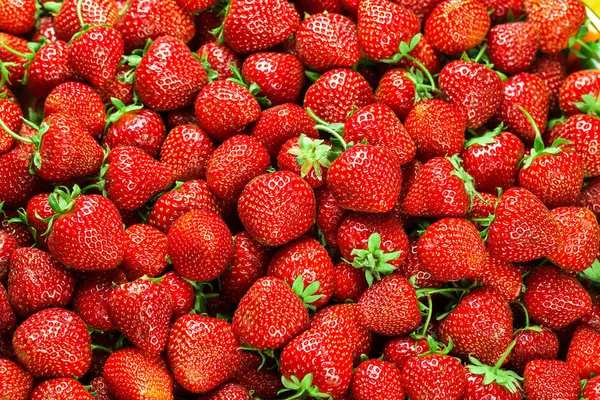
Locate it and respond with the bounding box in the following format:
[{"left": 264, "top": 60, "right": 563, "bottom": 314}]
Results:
[
  {"left": 30, "top": 378, "right": 93, "bottom": 400},
  {"left": 96, "top": 64, "right": 135, "bottom": 105},
  {"left": 177, "top": 0, "right": 217, "bottom": 11},
  {"left": 350, "top": 359, "right": 404, "bottom": 400},
  {"left": 304, "top": 68, "right": 373, "bottom": 124},
  {"left": 510, "top": 326, "right": 559, "bottom": 374},
  {"left": 135, "top": 36, "right": 207, "bottom": 112},
  {"left": 523, "top": 360, "right": 580, "bottom": 400},
  {"left": 8, "top": 247, "right": 74, "bottom": 318},
  {"left": 160, "top": 125, "right": 215, "bottom": 181},
  {"left": 548, "top": 207, "right": 599, "bottom": 272},
  {"left": 316, "top": 186, "right": 348, "bottom": 247},
  {"left": 530, "top": 53, "right": 567, "bottom": 112},
  {"left": 222, "top": 0, "right": 300, "bottom": 54},
  {"left": 558, "top": 113, "right": 600, "bottom": 177},
  {"left": 103, "top": 347, "right": 173, "bottom": 400},
  {"left": 280, "top": 329, "right": 353, "bottom": 397},
  {"left": 231, "top": 351, "right": 283, "bottom": 398},
  {"left": 383, "top": 336, "right": 430, "bottom": 369},
  {"left": 0, "top": 231, "right": 17, "bottom": 281},
  {"left": 13, "top": 308, "right": 91, "bottom": 378},
  {"left": 424, "top": 0, "right": 490, "bottom": 56},
  {"left": 566, "top": 325, "right": 600, "bottom": 379},
  {"left": 398, "top": 236, "right": 443, "bottom": 289},
  {"left": 168, "top": 209, "right": 233, "bottom": 281},
  {"left": 0, "top": 358, "right": 34, "bottom": 399},
  {"left": 0, "top": 98, "right": 21, "bottom": 155},
  {"left": 32, "top": 15, "right": 58, "bottom": 43},
  {"left": 487, "top": 22, "right": 539, "bottom": 74},
  {"left": 579, "top": 176, "right": 600, "bottom": 218},
  {"left": 0, "top": 32, "right": 30, "bottom": 88},
  {"left": 0, "top": 285, "right": 15, "bottom": 334},
  {"left": 0, "top": 206, "right": 34, "bottom": 247},
  {"left": 52, "top": 0, "right": 118, "bottom": 42},
  {"left": 395, "top": 0, "right": 444, "bottom": 21},
  {"left": 232, "top": 276, "right": 310, "bottom": 350},
  {"left": 121, "top": 224, "right": 168, "bottom": 280},
  {"left": 584, "top": 376, "right": 600, "bottom": 399},
  {"left": 88, "top": 377, "right": 112, "bottom": 400},
  {"left": 559, "top": 70, "right": 600, "bottom": 116},
  {"left": 462, "top": 367, "right": 522, "bottom": 400},
  {"left": 373, "top": 68, "right": 418, "bottom": 121},
  {"left": 0, "top": 0, "right": 35, "bottom": 35},
  {"left": 474, "top": 256, "right": 523, "bottom": 302},
  {"left": 242, "top": 53, "right": 305, "bottom": 106},
  {"left": 487, "top": 187, "right": 561, "bottom": 262},
  {"left": 198, "top": 42, "right": 241, "bottom": 82},
  {"left": 24, "top": 193, "right": 53, "bottom": 250},
  {"left": 480, "top": 0, "right": 525, "bottom": 21},
  {"left": 201, "top": 383, "right": 251, "bottom": 400},
  {"left": 295, "top": 13, "right": 359, "bottom": 72},
  {"left": 167, "top": 314, "right": 241, "bottom": 393},
  {"left": 524, "top": 0, "right": 586, "bottom": 53},
  {"left": 238, "top": 171, "right": 316, "bottom": 247},
  {"left": 402, "top": 350, "right": 467, "bottom": 400},
  {"left": 108, "top": 279, "right": 172, "bottom": 355},
  {"left": 72, "top": 269, "right": 128, "bottom": 332},
  {"left": 158, "top": 271, "right": 194, "bottom": 319},
  {"left": 523, "top": 265, "right": 591, "bottom": 329},
  {"left": 333, "top": 261, "right": 368, "bottom": 303}
]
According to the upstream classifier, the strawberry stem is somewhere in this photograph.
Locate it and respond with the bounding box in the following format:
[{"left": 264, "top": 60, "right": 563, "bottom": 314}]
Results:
[
  {"left": 290, "top": 275, "right": 324, "bottom": 312},
  {"left": 40, "top": 185, "right": 82, "bottom": 236},
  {"left": 467, "top": 340, "right": 522, "bottom": 394},
  {"left": 305, "top": 107, "right": 348, "bottom": 151}
]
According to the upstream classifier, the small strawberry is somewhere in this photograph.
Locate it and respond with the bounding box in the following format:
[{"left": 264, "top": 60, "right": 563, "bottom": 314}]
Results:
[
  {"left": 231, "top": 351, "right": 283, "bottom": 398},
  {"left": 383, "top": 336, "right": 430, "bottom": 370},
  {"left": 30, "top": 378, "right": 93, "bottom": 400},
  {"left": 198, "top": 42, "right": 241, "bottom": 81},
  {"left": 510, "top": 326, "right": 559, "bottom": 374},
  {"left": 121, "top": 224, "right": 169, "bottom": 280},
  {"left": 158, "top": 271, "right": 194, "bottom": 319},
  {"left": 88, "top": 377, "right": 112, "bottom": 400},
  {"left": 523, "top": 360, "right": 580, "bottom": 400},
  {"left": 160, "top": 125, "right": 215, "bottom": 181},
  {"left": 0, "top": 358, "right": 34, "bottom": 400},
  {"left": 316, "top": 186, "right": 348, "bottom": 247},
  {"left": 579, "top": 176, "right": 600, "bottom": 218},
  {"left": 350, "top": 359, "right": 404, "bottom": 400},
  {"left": 51, "top": 0, "right": 118, "bottom": 42},
  {"left": 32, "top": 15, "right": 58, "bottom": 43},
  {"left": 24, "top": 193, "right": 53, "bottom": 250},
  {"left": 524, "top": 0, "right": 586, "bottom": 53},
  {"left": 333, "top": 261, "right": 368, "bottom": 303},
  {"left": 167, "top": 314, "right": 241, "bottom": 393},
  {"left": 559, "top": 69, "right": 600, "bottom": 116},
  {"left": 0, "top": 0, "right": 35, "bottom": 35},
  {"left": 558, "top": 113, "right": 600, "bottom": 177},
  {"left": 13, "top": 308, "right": 91, "bottom": 378},
  {"left": 584, "top": 376, "right": 600, "bottom": 399},
  {"left": 373, "top": 68, "right": 418, "bottom": 121},
  {"left": 201, "top": 383, "right": 251, "bottom": 400},
  {"left": 566, "top": 325, "right": 600, "bottom": 379},
  {"left": 548, "top": 207, "right": 599, "bottom": 272},
  {"left": 487, "top": 22, "right": 539, "bottom": 74}
]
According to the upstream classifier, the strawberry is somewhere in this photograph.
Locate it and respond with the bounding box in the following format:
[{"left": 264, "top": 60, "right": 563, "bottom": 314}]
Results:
[
  {"left": 72, "top": 269, "right": 128, "bottom": 332},
  {"left": 424, "top": 0, "right": 490, "bottom": 55},
  {"left": 558, "top": 113, "right": 600, "bottom": 177},
  {"left": 383, "top": 336, "right": 430, "bottom": 369},
  {"left": 108, "top": 279, "right": 172, "bottom": 355},
  {"left": 495, "top": 73, "right": 549, "bottom": 143},
  {"left": 52, "top": 0, "right": 118, "bottom": 42},
  {"left": 13, "top": 308, "right": 91, "bottom": 378},
  {"left": 194, "top": 80, "right": 261, "bottom": 142},
  {"left": 232, "top": 276, "right": 310, "bottom": 349},
  {"left": 103, "top": 347, "right": 173, "bottom": 400},
  {"left": 280, "top": 329, "right": 353, "bottom": 397},
  {"left": 438, "top": 60, "right": 503, "bottom": 130},
  {"left": 397, "top": 34, "right": 441, "bottom": 75},
  {"left": 201, "top": 383, "right": 251, "bottom": 400},
  {"left": 115, "top": 0, "right": 195, "bottom": 51},
  {"left": 395, "top": 0, "right": 444, "bottom": 21},
  {"left": 559, "top": 70, "right": 600, "bottom": 116},
  {"left": 250, "top": 104, "right": 319, "bottom": 158},
  {"left": 24, "top": 193, "right": 53, "bottom": 250},
  {"left": 206, "top": 135, "right": 270, "bottom": 202},
  {"left": 121, "top": 224, "right": 168, "bottom": 280},
  {"left": 0, "top": 32, "right": 30, "bottom": 88},
  {"left": 487, "top": 187, "right": 561, "bottom": 262},
  {"left": 160, "top": 125, "right": 215, "bottom": 181},
  {"left": 548, "top": 207, "right": 599, "bottom": 272},
  {"left": 103, "top": 101, "right": 167, "bottom": 158},
  {"left": 198, "top": 42, "right": 240, "bottom": 82},
  {"left": 584, "top": 376, "right": 600, "bottom": 400},
  {"left": 96, "top": 64, "right": 135, "bottom": 105},
  {"left": 88, "top": 377, "right": 112, "bottom": 400},
  {"left": 0, "top": 206, "right": 34, "bottom": 247},
  {"left": 221, "top": 0, "right": 300, "bottom": 54},
  {"left": 102, "top": 146, "right": 175, "bottom": 211},
  {"left": 523, "top": 265, "right": 591, "bottom": 329},
  {"left": 398, "top": 236, "right": 443, "bottom": 289},
  {"left": 241, "top": 53, "right": 305, "bottom": 106},
  {"left": 440, "top": 287, "right": 513, "bottom": 365},
  {"left": 304, "top": 68, "right": 374, "bottom": 124},
  {"left": 68, "top": 27, "right": 124, "bottom": 88},
  {"left": 0, "top": 98, "right": 21, "bottom": 155},
  {"left": 238, "top": 171, "right": 316, "bottom": 247},
  {"left": 333, "top": 261, "right": 368, "bottom": 303},
  {"left": 44, "top": 82, "right": 106, "bottom": 139},
  {"left": 32, "top": 15, "right": 58, "bottom": 43},
  {"left": 158, "top": 271, "right": 194, "bottom": 319},
  {"left": 170, "top": 208, "right": 232, "bottom": 275},
  {"left": 177, "top": 0, "right": 218, "bottom": 11},
  {"left": 231, "top": 351, "right": 283, "bottom": 398},
  {"left": 579, "top": 176, "right": 600, "bottom": 218},
  {"left": 277, "top": 135, "right": 332, "bottom": 188},
  {"left": 0, "top": 358, "right": 34, "bottom": 399},
  {"left": 327, "top": 144, "right": 401, "bottom": 213},
  {"left": 45, "top": 186, "right": 125, "bottom": 271},
  {"left": 8, "top": 247, "right": 74, "bottom": 318},
  {"left": 295, "top": 13, "right": 360, "bottom": 72},
  {"left": 350, "top": 359, "right": 404, "bottom": 400},
  {"left": 523, "top": 360, "right": 580, "bottom": 400},
  {"left": 474, "top": 256, "right": 523, "bottom": 302},
  {"left": 30, "top": 378, "right": 93, "bottom": 400},
  {"left": 0, "top": 285, "right": 15, "bottom": 334},
  {"left": 530, "top": 53, "right": 567, "bottom": 112},
  {"left": 373, "top": 68, "right": 418, "bottom": 121},
  {"left": 147, "top": 180, "right": 223, "bottom": 233},
  {"left": 524, "top": 0, "right": 586, "bottom": 53},
  {"left": 0, "top": 231, "right": 17, "bottom": 281},
  {"left": 316, "top": 186, "right": 348, "bottom": 247},
  {"left": 167, "top": 314, "right": 241, "bottom": 393},
  {"left": 356, "top": 0, "right": 420, "bottom": 61},
  {"left": 166, "top": 109, "right": 198, "bottom": 129},
  {"left": 510, "top": 326, "right": 559, "bottom": 374},
  {"left": 566, "top": 325, "right": 600, "bottom": 379},
  {"left": 487, "top": 22, "right": 539, "bottom": 74},
  {"left": 358, "top": 273, "right": 421, "bottom": 336},
  {"left": 135, "top": 36, "right": 208, "bottom": 112},
  {"left": 480, "top": 0, "right": 525, "bottom": 21},
  {"left": 0, "top": 0, "right": 35, "bottom": 35}
]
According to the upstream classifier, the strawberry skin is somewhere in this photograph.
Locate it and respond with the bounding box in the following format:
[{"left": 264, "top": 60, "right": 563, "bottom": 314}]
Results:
[
  {"left": 231, "top": 351, "right": 283, "bottom": 398},
  {"left": 30, "top": 378, "right": 93, "bottom": 400},
  {"left": 0, "top": 98, "right": 22, "bottom": 155},
  {"left": 202, "top": 383, "right": 251, "bottom": 400},
  {"left": 374, "top": 68, "right": 418, "bottom": 121},
  {"left": 121, "top": 224, "right": 168, "bottom": 280},
  {"left": 462, "top": 371, "right": 522, "bottom": 400},
  {"left": 160, "top": 125, "right": 215, "bottom": 181},
  {"left": 566, "top": 325, "right": 600, "bottom": 379},
  {"left": 198, "top": 42, "right": 241, "bottom": 81},
  {"left": 398, "top": 236, "right": 443, "bottom": 289},
  {"left": 559, "top": 114, "right": 600, "bottom": 177},
  {"left": 103, "top": 108, "right": 167, "bottom": 158},
  {"left": 531, "top": 53, "right": 567, "bottom": 112},
  {"left": 0, "top": 285, "right": 15, "bottom": 335},
  {"left": 559, "top": 69, "right": 600, "bottom": 116},
  {"left": 0, "top": 231, "right": 17, "bottom": 282},
  {"left": 523, "top": 360, "right": 580, "bottom": 400},
  {"left": 584, "top": 376, "right": 600, "bottom": 400},
  {"left": 475, "top": 256, "right": 523, "bottom": 302},
  {"left": 383, "top": 336, "right": 430, "bottom": 370},
  {"left": 524, "top": 0, "right": 586, "bottom": 53},
  {"left": 350, "top": 359, "right": 404, "bottom": 400},
  {"left": 402, "top": 353, "right": 467, "bottom": 400},
  {"left": 510, "top": 327, "right": 559, "bottom": 374},
  {"left": 487, "top": 22, "right": 539, "bottom": 74},
  {"left": 0, "top": 358, "right": 34, "bottom": 400},
  {"left": 53, "top": 0, "right": 118, "bottom": 42},
  {"left": 0, "top": 0, "right": 35, "bottom": 35}
]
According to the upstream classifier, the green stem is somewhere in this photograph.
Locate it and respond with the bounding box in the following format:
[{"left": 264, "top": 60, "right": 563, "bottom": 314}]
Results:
[
  {"left": 0, "top": 41, "right": 30, "bottom": 60},
  {"left": 403, "top": 53, "right": 438, "bottom": 93},
  {"left": 473, "top": 43, "right": 487, "bottom": 63},
  {"left": 491, "top": 339, "right": 516, "bottom": 374},
  {"left": 76, "top": 0, "right": 85, "bottom": 28},
  {"left": 421, "top": 295, "right": 433, "bottom": 338},
  {"left": 91, "top": 344, "right": 113, "bottom": 354},
  {"left": 516, "top": 105, "right": 541, "bottom": 137},
  {"left": 0, "top": 118, "right": 31, "bottom": 143}
]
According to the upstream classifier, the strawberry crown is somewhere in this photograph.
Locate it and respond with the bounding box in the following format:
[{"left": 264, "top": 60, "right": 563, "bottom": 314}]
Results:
[
  {"left": 279, "top": 374, "right": 331, "bottom": 400},
  {"left": 227, "top": 62, "right": 271, "bottom": 108},
  {"left": 105, "top": 97, "right": 144, "bottom": 130},
  {"left": 0, "top": 39, "right": 44, "bottom": 85},
  {"left": 467, "top": 340, "right": 523, "bottom": 394},
  {"left": 38, "top": 184, "right": 82, "bottom": 236},
  {"left": 287, "top": 134, "right": 334, "bottom": 181},
  {"left": 346, "top": 233, "right": 400, "bottom": 287},
  {"left": 580, "top": 258, "right": 600, "bottom": 283},
  {"left": 0, "top": 116, "right": 51, "bottom": 175},
  {"left": 465, "top": 123, "right": 505, "bottom": 148},
  {"left": 575, "top": 94, "right": 600, "bottom": 118},
  {"left": 305, "top": 107, "right": 350, "bottom": 157},
  {"left": 447, "top": 154, "right": 486, "bottom": 212},
  {"left": 290, "top": 275, "right": 324, "bottom": 312},
  {"left": 567, "top": 19, "right": 600, "bottom": 70}
]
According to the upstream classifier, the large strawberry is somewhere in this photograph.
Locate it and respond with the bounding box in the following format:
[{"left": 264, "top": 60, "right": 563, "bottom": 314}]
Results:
[
  {"left": 487, "top": 22, "right": 539, "bottom": 74},
  {"left": 548, "top": 207, "right": 599, "bottom": 272},
  {"left": 373, "top": 68, "right": 419, "bottom": 120},
  {"left": 524, "top": 0, "right": 586, "bottom": 53},
  {"left": 510, "top": 326, "right": 559, "bottom": 374},
  {"left": 30, "top": 378, "right": 93, "bottom": 400},
  {"left": 0, "top": 358, "right": 34, "bottom": 399},
  {"left": 160, "top": 124, "right": 215, "bottom": 181},
  {"left": 51, "top": 0, "right": 118, "bottom": 42},
  {"left": 559, "top": 69, "right": 600, "bottom": 116},
  {"left": 167, "top": 314, "right": 241, "bottom": 393},
  {"left": 523, "top": 360, "right": 580, "bottom": 400}
]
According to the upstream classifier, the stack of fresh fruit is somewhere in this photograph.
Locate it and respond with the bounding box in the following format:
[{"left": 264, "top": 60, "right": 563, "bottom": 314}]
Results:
[{"left": 0, "top": 0, "right": 600, "bottom": 398}]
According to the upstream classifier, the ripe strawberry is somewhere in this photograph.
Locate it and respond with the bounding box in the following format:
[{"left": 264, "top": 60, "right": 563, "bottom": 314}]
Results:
[
  {"left": 315, "top": 186, "right": 348, "bottom": 247},
  {"left": 194, "top": 80, "right": 261, "bottom": 142},
  {"left": 108, "top": 279, "right": 172, "bottom": 355},
  {"left": 395, "top": 0, "right": 444, "bottom": 21},
  {"left": 0, "top": 358, "right": 34, "bottom": 399},
  {"left": 398, "top": 236, "right": 443, "bottom": 289},
  {"left": 160, "top": 125, "right": 215, "bottom": 181},
  {"left": 487, "top": 187, "right": 561, "bottom": 262},
  {"left": 579, "top": 176, "right": 600, "bottom": 218},
  {"left": 13, "top": 308, "right": 91, "bottom": 378},
  {"left": 530, "top": 53, "right": 567, "bottom": 112},
  {"left": 0, "top": 98, "right": 21, "bottom": 155},
  {"left": 88, "top": 377, "right": 112, "bottom": 400},
  {"left": 373, "top": 68, "right": 418, "bottom": 121},
  {"left": 356, "top": 0, "right": 420, "bottom": 61},
  {"left": 30, "top": 378, "right": 93, "bottom": 400},
  {"left": 166, "top": 109, "right": 198, "bottom": 128},
  {"left": 158, "top": 271, "right": 194, "bottom": 319},
  {"left": 8, "top": 247, "right": 74, "bottom": 318},
  {"left": 304, "top": 68, "right": 374, "bottom": 124},
  {"left": 424, "top": 0, "right": 490, "bottom": 55},
  {"left": 474, "top": 256, "right": 523, "bottom": 302},
  {"left": 383, "top": 336, "right": 430, "bottom": 369},
  {"left": 523, "top": 360, "right": 580, "bottom": 400},
  {"left": 0, "top": 231, "right": 17, "bottom": 281},
  {"left": 350, "top": 359, "right": 404, "bottom": 400},
  {"left": 524, "top": 0, "right": 586, "bottom": 53},
  {"left": 23, "top": 193, "right": 53, "bottom": 250},
  {"left": 584, "top": 376, "right": 600, "bottom": 399},
  {"left": 402, "top": 351, "right": 467, "bottom": 400},
  {"left": 487, "top": 22, "right": 539, "bottom": 74},
  {"left": 177, "top": 0, "right": 217, "bottom": 11},
  {"left": 548, "top": 207, "right": 599, "bottom": 272},
  {"left": 439, "top": 60, "right": 503, "bottom": 130},
  {"left": 480, "top": 0, "right": 525, "bottom": 21},
  {"left": 96, "top": 64, "right": 135, "bottom": 105},
  {"left": 167, "top": 314, "right": 241, "bottom": 393},
  {"left": 495, "top": 73, "right": 549, "bottom": 143},
  {"left": 242, "top": 53, "right": 305, "bottom": 106},
  {"left": 238, "top": 171, "right": 316, "bottom": 247},
  {"left": 510, "top": 327, "right": 559, "bottom": 374},
  {"left": 222, "top": 0, "right": 300, "bottom": 54},
  {"left": 558, "top": 114, "right": 600, "bottom": 177},
  {"left": 72, "top": 269, "right": 128, "bottom": 332},
  {"left": 0, "top": 0, "right": 35, "bottom": 35},
  {"left": 280, "top": 329, "right": 353, "bottom": 397},
  {"left": 559, "top": 69, "right": 600, "bottom": 116},
  {"left": 0, "top": 32, "right": 30, "bottom": 88},
  {"left": 168, "top": 210, "right": 233, "bottom": 281},
  {"left": 233, "top": 276, "right": 310, "bottom": 349},
  {"left": 135, "top": 36, "right": 207, "bottom": 112},
  {"left": 523, "top": 265, "right": 591, "bottom": 329},
  {"left": 147, "top": 179, "right": 223, "bottom": 233},
  {"left": 198, "top": 42, "right": 241, "bottom": 81},
  {"left": 231, "top": 351, "right": 283, "bottom": 398},
  {"left": 121, "top": 224, "right": 168, "bottom": 280},
  {"left": 46, "top": 187, "right": 125, "bottom": 271},
  {"left": 397, "top": 34, "right": 441, "bottom": 74},
  {"left": 32, "top": 15, "right": 58, "bottom": 43},
  {"left": 52, "top": 0, "right": 118, "bottom": 42},
  {"left": 0, "top": 285, "right": 15, "bottom": 334},
  {"left": 44, "top": 82, "right": 106, "bottom": 139},
  {"left": 103, "top": 347, "right": 173, "bottom": 400},
  {"left": 332, "top": 261, "right": 368, "bottom": 303},
  {"left": 201, "top": 383, "right": 251, "bottom": 400},
  {"left": 566, "top": 325, "right": 600, "bottom": 379},
  {"left": 0, "top": 206, "right": 34, "bottom": 246}
]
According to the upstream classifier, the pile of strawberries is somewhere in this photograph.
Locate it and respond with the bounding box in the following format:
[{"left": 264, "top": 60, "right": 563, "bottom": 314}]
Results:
[{"left": 1, "top": 0, "right": 600, "bottom": 398}]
